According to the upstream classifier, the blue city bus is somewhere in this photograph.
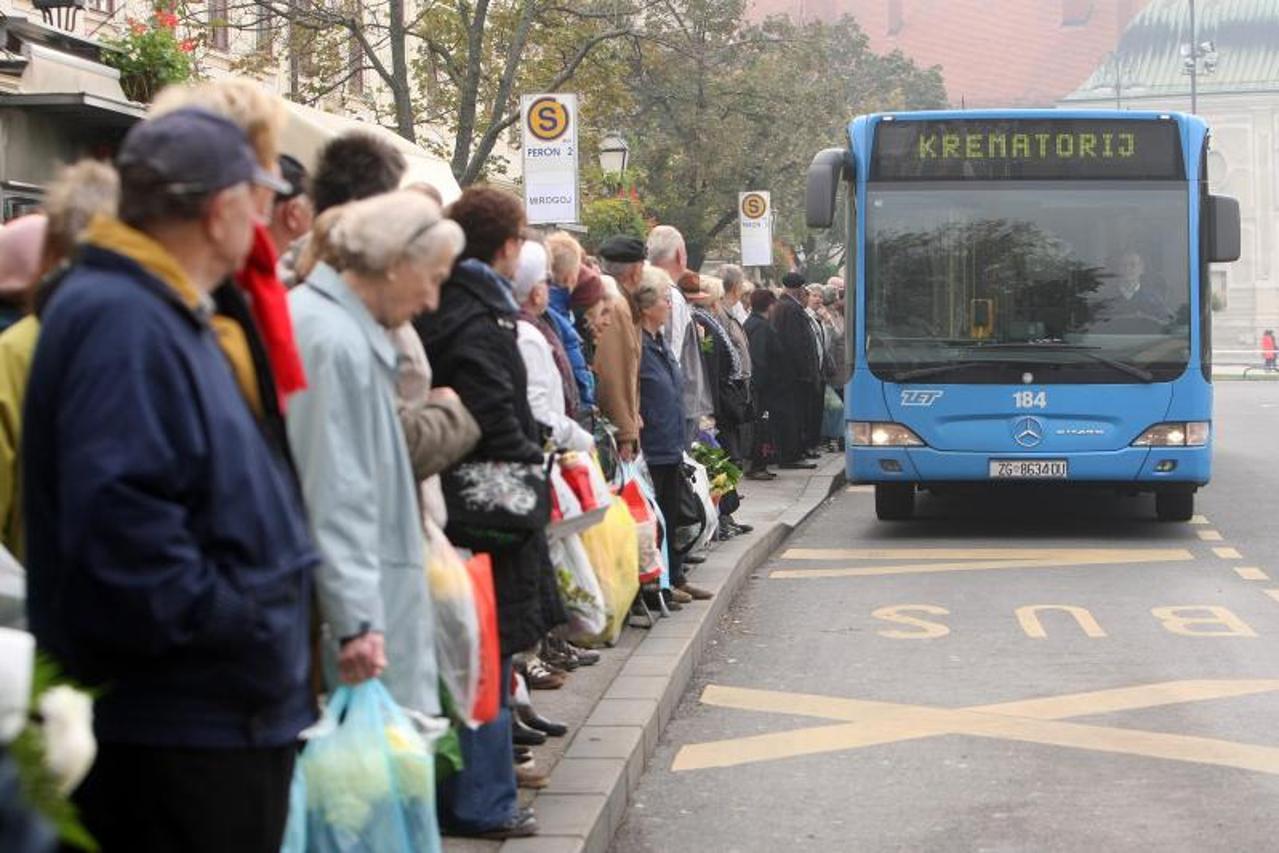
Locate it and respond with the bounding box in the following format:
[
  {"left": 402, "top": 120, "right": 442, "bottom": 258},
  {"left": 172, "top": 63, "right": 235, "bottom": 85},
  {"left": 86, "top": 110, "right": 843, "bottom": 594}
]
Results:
[{"left": 805, "top": 110, "right": 1241, "bottom": 521}]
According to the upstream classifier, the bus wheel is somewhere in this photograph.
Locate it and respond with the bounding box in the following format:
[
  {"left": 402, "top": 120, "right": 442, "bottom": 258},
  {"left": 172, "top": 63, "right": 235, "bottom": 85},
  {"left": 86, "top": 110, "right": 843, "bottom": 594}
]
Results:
[
  {"left": 1155, "top": 490, "right": 1194, "bottom": 522},
  {"left": 875, "top": 483, "right": 915, "bottom": 521}
]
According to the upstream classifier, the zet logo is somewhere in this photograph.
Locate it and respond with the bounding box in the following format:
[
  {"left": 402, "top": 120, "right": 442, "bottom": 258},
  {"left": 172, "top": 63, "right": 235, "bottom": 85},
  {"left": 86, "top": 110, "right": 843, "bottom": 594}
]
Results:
[
  {"left": 740, "top": 193, "right": 768, "bottom": 220},
  {"left": 527, "top": 96, "right": 570, "bottom": 142},
  {"left": 901, "top": 390, "right": 943, "bottom": 407}
]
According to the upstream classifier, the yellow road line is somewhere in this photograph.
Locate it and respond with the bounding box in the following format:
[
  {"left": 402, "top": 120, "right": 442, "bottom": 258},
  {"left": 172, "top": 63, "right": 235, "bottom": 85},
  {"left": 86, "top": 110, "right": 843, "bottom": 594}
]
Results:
[
  {"left": 1215, "top": 547, "right": 1243, "bottom": 560},
  {"left": 1263, "top": 590, "right": 1279, "bottom": 604},
  {"left": 1235, "top": 567, "right": 1269, "bottom": 581},
  {"left": 674, "top": 681, "right": 1279, "bottom": 774},
  {"left": 1190, "top": 515, "right": 1210, "bottom": 525},
  {"left": 1198, "top": 530, "right": 1224, "bottom": 542},
  {"left": 771, "top": 548, "right": 1193, "bottom": 579}
]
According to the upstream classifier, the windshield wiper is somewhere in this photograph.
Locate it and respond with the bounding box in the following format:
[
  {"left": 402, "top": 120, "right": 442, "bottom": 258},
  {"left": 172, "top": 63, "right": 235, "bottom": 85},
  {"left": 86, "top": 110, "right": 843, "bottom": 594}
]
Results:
[
  {"left": 975, "top": 343, "right": 1155, "bottom": 382},
  {"left": 892, "top": 360, "right": 1013, "bottom": 382}
]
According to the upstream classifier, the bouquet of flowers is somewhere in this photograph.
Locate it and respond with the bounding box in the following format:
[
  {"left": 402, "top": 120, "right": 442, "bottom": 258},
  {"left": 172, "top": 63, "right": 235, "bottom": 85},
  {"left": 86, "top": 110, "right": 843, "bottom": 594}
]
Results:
[{"left": 689, "top": 442, "right": 741, "bottom": 502}]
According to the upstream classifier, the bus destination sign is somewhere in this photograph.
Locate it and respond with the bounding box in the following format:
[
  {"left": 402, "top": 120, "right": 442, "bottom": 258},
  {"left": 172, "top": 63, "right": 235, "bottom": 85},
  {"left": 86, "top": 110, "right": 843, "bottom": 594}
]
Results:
[{"left": 871, "top": 119, "right": 1184, "bottom": 181}]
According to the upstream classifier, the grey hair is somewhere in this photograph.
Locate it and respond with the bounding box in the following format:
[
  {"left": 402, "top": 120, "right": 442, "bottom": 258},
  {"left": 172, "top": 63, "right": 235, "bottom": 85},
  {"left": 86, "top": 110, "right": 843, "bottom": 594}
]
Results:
[
  {"left": 328, "top": 190, "right": 465, "bottom": 276},
  {"left": 635, "top": 265, "right": 674, "bottom": 312},
  {"left": 700, "top": 274, "right": 725, "bottom": 304},
  {"left": 43, "top": 159, "right": 118, "bottom": 260},
  {"left": 645, "top": 225, "right": 684, "bottom": 265},
  {"left": 720, "top": 264, "right": 744, "bottom": 291}
]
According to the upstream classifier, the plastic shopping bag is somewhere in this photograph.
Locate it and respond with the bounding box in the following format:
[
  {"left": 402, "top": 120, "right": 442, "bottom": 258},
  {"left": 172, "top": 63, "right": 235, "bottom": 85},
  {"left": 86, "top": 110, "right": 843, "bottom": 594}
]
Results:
[
  {"left": 551, "top": 534, "right": 607, "bottom": 638},
  {"left": 291, "top": 680, "right": 444, "bottom": 853},
  {"left": 465, "top": 554, "right": 502, "bottom": 726},
  {"left": 577, "top": 499, "right": 639, "bottom": 646},
  {"left": 629, "top": 460, "right": 671, "bottom": 589},
  {"left": 548, "top": 460, "right": 609, "bottom": 541},
  {"left": 423, "top": 521, "right": 481, "bottom": 728}
]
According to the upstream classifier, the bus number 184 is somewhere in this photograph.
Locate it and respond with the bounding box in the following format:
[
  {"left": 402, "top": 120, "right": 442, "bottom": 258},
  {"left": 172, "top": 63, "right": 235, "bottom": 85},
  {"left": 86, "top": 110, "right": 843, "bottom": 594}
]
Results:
[{"left": 1014, "top": 391, "right": 1048, "bottom": 409}]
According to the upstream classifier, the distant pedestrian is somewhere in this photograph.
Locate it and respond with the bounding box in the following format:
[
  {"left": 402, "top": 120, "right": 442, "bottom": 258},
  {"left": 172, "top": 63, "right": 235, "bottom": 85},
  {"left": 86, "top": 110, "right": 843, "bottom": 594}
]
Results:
[
  {"left": 594, "top": 236, "right": 647, "bottom": 461},
  {"left": 647, "top": 226, "right": 713, "bottom": 440},
  {"left": 545, "top": 231, "right": 594, "bottom": 414},
  {"left": 25, "top": 108, "right": 318, "bottom": 853},
  {"left": 268, "top": 154, "right": 314, "bottom": 261},
  {"left": 744, "top": 288, "right": 781, "bottom": 479},
  {"left": 0, "top": 215, "right": 46, "bottom": 332},
  {"left": 771, "top": 273, "right": 822, "bottom": 469},
  {"left": 1262, "top": 329, "right": 1276, "bottom": 372}
]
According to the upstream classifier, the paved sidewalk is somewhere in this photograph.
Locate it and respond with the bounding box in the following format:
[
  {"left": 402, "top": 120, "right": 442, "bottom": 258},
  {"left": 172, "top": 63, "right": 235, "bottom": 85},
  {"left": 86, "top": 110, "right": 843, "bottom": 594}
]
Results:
[{"left": 443, "top": 454, "right": 846, "bottom": 853}]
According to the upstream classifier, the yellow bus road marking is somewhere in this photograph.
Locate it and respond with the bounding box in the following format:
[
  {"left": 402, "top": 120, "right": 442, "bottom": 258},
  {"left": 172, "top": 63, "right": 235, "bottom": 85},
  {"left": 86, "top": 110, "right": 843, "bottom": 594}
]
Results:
[
  {"left": 1215, "top": 547, "right": 1244, "bottom": 560},
  {"left": 1190, "top": 515, "right": 1210, "bottom": 525},
  {"left": 770, "top": 548, "right": 1192, "bottom": 579},
  {"left": 844, "top": 485, "right": 874, "bottom": 494},
  {"left": 672, "top": 680, "right": 1279, "bottom": 775},
  {"left": 1236, "top": 567, "right": 1270, "bottom": 581},
  {"left": 1198, "top": 530, "right": 1224, "bottom": 542},
  {"left": 1264, "top": 590, "right": 1279, "bottom": 604}
]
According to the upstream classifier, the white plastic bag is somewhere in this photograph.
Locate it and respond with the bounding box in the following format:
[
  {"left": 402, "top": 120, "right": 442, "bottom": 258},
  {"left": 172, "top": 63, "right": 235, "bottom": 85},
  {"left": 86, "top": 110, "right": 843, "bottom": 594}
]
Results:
[
  {"left": 681, "top": 454, "right": 719, "bottom": 553},
  {"left": 551, "top": 534, "right": 607, "bottom": 638},
  {"left": 422, "top": 521, "right": 481, "bottom": 727}
]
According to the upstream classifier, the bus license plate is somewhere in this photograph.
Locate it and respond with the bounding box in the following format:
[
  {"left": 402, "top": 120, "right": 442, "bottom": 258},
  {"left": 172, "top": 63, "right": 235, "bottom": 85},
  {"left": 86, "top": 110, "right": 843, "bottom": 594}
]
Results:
[{"left": 989, "top": 460, "right": 1068, "bottom": 479}]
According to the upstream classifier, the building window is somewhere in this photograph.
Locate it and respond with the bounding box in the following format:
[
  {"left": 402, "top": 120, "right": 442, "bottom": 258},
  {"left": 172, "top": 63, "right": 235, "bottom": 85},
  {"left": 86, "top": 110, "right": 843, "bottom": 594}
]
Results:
[
  {"left": 256, "top": 13, "right": 273, "bottom": 52},
  {"left": 86, "top": 0, "right": 114, "bottom": 13},
  {"left": 887, "top": 0, "right": 903, "bottom": 34},
  {"left": 209, "top": 0, "right": 230, "bottom": 51},
  {"left": 1062, "top": 0, "right": 1093, "bottom": 26}
]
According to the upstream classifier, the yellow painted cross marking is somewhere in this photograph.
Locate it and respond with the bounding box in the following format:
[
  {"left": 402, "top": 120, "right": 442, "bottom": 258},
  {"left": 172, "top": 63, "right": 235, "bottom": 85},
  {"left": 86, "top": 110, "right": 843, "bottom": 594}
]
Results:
[
  {"left": 1215, "top": 547, "right": 1244, "bottom": 560},
  {"left": 1198, "top": 530, "right": 1224, "bottom": 542},
  {"left": 1236, "top": 567, "right": 1269, "bottom": 581},
  {"left": 1190, "top": 515, "right": 1210, "bottom": 525},
  {"left": 770, "top": 548, "right": 1192, "bottom": 580},
  {"left": 672, "top": 680, "right": 1279, "bottom": 775}
]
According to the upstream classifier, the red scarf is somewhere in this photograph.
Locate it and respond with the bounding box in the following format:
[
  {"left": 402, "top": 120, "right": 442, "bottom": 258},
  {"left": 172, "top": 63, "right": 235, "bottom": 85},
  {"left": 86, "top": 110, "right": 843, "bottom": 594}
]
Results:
[{"left": 236, "top": 223, "right": 307, "bottom": 408}]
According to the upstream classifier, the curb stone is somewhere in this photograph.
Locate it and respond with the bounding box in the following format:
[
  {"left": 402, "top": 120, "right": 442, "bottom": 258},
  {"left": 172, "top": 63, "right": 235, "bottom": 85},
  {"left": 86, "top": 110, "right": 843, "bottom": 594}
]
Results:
[{"left": 498, "top": 459, "right": 846, "bottom": 853}]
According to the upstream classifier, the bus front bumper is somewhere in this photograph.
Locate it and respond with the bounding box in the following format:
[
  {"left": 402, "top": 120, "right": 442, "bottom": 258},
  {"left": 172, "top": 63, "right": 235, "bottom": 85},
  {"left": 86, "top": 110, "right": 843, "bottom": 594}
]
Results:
[{"left": 847, "top": 445, "right": 1210, "bottom": 487}]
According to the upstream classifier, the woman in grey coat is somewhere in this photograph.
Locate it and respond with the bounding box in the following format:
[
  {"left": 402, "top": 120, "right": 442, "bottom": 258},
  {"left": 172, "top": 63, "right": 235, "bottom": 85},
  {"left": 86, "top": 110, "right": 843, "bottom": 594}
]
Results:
[{"left": 287, "top": 191, "right": 466, "bottom": 715}]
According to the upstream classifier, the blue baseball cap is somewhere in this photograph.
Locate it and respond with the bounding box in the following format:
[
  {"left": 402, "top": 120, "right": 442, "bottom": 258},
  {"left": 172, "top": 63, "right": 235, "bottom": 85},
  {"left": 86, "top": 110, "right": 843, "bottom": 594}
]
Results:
[{"left": 118, "top": 107, "right": 291, "bottom": 196}]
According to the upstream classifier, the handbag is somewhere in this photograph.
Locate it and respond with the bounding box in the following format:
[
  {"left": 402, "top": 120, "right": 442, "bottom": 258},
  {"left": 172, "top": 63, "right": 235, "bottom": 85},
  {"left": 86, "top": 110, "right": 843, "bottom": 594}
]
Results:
[{"left": 442, "top": 457, "right": 551, "bottom": 550}]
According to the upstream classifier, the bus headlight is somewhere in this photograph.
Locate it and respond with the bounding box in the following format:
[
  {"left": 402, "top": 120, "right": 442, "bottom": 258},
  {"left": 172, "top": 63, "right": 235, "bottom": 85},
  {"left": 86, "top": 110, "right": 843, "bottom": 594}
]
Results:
[
  {"left": 1132, "top": 422, "right": 1210, "bottom": 447},
  {"left": 849, "top": 422, "right": 926, "bottom": 447}
]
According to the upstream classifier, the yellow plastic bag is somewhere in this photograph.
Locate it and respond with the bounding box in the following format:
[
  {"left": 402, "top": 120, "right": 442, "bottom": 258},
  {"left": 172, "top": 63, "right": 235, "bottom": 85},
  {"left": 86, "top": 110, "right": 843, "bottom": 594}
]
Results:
[{"left": 577, "top": 499, "right": 639, "bottom": 646}]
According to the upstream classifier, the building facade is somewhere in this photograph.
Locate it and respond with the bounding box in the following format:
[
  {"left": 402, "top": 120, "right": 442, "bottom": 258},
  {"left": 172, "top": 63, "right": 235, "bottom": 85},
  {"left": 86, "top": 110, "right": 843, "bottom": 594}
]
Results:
[{"left": 1063, "top": 0, "right": 1279, "bottom": 356}]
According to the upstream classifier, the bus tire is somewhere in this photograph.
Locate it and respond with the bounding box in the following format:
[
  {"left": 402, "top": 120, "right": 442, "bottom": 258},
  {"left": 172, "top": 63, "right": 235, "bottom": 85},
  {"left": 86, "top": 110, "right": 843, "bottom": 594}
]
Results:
[
  {"left": 875, "top": 483, "right": 915, "bottom": 521},
  {"left": 1155, "top": 490, "right": 1194, "bottom": 522}
]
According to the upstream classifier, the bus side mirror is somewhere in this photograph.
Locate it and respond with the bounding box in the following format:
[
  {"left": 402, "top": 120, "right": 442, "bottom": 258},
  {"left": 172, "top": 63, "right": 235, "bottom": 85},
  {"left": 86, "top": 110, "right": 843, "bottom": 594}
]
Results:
[
  {"left": 806, "top": 148, "right": 848, "bottom": 229},
  {"left": 1207, "top": 195, "right": 1241, "bottom": 263}
]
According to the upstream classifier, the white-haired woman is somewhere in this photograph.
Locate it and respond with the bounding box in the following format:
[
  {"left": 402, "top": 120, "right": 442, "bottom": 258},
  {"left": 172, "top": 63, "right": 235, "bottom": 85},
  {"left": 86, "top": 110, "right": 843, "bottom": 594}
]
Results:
[
  {"left": 286, "top": 190, "right": 464, "bottom": 723},
  {"left": 513, "top": 240, "right": 594, "bottom": 452}
]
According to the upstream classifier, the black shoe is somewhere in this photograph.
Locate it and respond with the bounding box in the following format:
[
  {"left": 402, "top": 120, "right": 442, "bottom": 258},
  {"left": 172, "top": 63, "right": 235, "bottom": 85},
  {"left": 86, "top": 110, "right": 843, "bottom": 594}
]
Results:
[
  {"left": 745, "top": 469, "right": 777, "bottom": 481},
  {"left": 518, "top": 705, "right": 569, "bottom": 737},
  {"left": 778, "top": 461, "right": 817, "bottom": 470},
  {"left": 729, "top": 521, "right": 754, "bottom": 534},
  {"left": 513, "top": 717, "right": 547, "bottom": 746},
  {"left": 684, "top": 553, "right": 706, "bottom": 564},
  {"left": 804, "top": 449, "right": 822, "bottom": 460},
  {"left": 567, "top": 641, "right": 601, "bottom": 666}
]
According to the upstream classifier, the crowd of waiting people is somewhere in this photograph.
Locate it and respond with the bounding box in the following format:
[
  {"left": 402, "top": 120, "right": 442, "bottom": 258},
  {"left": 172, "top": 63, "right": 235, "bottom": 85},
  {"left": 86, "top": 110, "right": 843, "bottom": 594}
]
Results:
[{"left": 0, "top": 78, "right": 847, "bottom": 850}]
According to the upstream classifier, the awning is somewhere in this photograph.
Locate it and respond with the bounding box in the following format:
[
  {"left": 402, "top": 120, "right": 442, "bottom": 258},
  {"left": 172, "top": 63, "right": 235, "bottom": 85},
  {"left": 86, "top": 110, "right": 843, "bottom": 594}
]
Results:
[
  {"left": 279, "top": 99, "right": 461, "bottom": 203},
  {"left": 19, "top": 42, "right": 127, "bottom": 101},
  {"left": 0, "top": 91, "right": 143, "bottom": 126}
]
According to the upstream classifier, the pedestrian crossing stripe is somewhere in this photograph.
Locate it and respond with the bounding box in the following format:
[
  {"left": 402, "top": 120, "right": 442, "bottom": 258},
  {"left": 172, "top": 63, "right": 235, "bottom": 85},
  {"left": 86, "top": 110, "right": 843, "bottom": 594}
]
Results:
[
  {"left": 770, "top": 548, "right": 1193, "bottom": 579},
  {"left": 672, "top": 680, "right": 1279, "bottom": 775}
]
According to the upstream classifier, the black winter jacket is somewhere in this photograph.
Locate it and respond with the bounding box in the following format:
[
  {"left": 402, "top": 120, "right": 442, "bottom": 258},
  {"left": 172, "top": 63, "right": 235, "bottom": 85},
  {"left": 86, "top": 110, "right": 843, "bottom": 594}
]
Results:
[{"left": 415, "top": 259, "right": 550, "bottom": 655}]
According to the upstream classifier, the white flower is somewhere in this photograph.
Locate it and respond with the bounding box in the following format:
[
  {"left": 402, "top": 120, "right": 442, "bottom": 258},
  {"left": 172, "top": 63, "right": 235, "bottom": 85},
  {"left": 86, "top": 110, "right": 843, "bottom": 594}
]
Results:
[
  {"left": 0, "top": 627, "right": 34, "bottom": 744},
  {"left": 39, "top": 686, "right": 96, "bottom": 794}
]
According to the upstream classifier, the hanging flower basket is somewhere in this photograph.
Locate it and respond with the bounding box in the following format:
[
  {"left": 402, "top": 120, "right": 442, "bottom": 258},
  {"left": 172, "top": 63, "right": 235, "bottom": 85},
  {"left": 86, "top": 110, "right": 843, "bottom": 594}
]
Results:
[{"left": 101, "top": 8, "right": 195, "bottom": 104}]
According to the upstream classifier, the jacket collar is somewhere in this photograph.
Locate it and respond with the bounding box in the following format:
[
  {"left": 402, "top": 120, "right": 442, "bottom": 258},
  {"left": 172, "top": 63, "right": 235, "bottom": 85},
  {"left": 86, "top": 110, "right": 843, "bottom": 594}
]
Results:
[
  {"left": 305, "top": 262, "right": 398, "bottom": 370},
  {"left": 82, "top": 215, "right": 214, "bottom": 323},
  {"left": 452, "top": 258, "right": 519, "bottom": 314}
]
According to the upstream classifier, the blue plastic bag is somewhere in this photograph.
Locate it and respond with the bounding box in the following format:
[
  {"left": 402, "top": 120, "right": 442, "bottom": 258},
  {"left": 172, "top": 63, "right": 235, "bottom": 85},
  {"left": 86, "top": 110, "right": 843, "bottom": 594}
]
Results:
[{"left": 287, "top": 681, "right": 443, "bottom": 853}]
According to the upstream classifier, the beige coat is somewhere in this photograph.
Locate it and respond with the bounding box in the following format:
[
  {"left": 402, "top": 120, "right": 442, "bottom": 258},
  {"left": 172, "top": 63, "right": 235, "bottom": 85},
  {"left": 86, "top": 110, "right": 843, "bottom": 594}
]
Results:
[{"left": 592, "top": 291, "right": 642, "bottom": 444}]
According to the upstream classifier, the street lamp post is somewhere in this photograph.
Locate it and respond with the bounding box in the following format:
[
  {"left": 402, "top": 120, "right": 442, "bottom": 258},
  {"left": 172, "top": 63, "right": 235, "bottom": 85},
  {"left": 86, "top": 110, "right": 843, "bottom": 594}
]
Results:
[
  {"left": 1181, "top": 0, "right": 1219, "bottom": 114},
  {"left": 598, "top": 132, "right": 630, "bottom": 182}
]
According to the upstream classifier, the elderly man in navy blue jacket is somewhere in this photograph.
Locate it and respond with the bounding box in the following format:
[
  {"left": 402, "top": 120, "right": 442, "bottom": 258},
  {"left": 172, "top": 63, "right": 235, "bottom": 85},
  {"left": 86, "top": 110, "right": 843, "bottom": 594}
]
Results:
[{"left": 23, "top": 109, "right": 318, "bottom": 853}]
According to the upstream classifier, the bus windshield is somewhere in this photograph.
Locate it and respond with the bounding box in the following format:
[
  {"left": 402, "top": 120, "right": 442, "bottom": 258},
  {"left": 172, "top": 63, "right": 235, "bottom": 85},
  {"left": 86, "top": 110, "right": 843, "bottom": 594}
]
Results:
[{"left": 865, "top": 181, "right": 1191, "bottom": 383}]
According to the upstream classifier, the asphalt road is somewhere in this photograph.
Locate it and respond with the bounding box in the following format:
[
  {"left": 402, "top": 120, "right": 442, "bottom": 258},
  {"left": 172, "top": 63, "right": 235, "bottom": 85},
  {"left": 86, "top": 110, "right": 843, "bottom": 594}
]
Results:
[{"left": 613, "top": 381, "right": 1279, "bottom": 852}]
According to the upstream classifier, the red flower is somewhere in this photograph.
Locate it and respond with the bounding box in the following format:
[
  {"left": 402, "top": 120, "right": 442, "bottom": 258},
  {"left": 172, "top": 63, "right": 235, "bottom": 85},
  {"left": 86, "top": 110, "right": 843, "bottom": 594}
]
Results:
[
  {"left": 154, "top": 10, "right": 178, "bottom": 29},
  {"left": 179, "top": 38, "right": 196, "bottom": 53},
  {"left": 128, "top": 18, "right": 147, "bottom": 34}
]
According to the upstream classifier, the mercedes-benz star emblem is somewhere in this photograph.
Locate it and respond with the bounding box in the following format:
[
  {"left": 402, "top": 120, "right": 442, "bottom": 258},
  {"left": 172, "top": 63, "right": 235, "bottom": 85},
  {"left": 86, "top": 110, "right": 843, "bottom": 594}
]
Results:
[{"left": 1013, "top": 416, "right": 1044, "bottom": 448}]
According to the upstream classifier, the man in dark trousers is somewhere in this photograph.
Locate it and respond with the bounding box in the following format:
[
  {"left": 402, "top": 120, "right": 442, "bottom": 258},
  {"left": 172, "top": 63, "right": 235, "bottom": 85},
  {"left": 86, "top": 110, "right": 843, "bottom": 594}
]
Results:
[
  {"left": 24, "top": 109, "right": 317, "bottom": 852},
  {"left": 770, "top": 272, "right": 822, "bottom": 469}
]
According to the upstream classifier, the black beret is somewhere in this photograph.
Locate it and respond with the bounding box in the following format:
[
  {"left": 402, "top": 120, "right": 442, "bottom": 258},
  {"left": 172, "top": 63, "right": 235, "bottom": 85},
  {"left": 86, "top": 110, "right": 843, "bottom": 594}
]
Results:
[
  {"left": 598, "top": 235, "right": 646, "bottom": 264},
  {"left": 782, "top": 271, "right": 807, "bottom": 288}
]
